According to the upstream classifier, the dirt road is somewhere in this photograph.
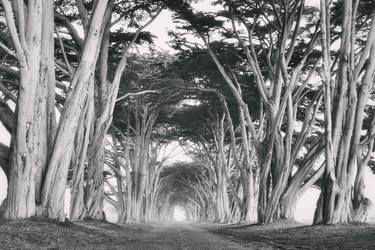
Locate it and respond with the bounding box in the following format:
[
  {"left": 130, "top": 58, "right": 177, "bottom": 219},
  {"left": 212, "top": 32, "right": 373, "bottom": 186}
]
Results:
[
  {"left": 1, "top": 219, "right": 374, "bottom": 249},
  {"left": 80, "top": 222, "right": 256, "bottom": 249}
]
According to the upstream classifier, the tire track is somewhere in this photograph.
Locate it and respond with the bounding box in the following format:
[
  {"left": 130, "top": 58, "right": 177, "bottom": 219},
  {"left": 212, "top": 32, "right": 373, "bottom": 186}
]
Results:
[{"left": 177, "top": 227, "right": 193, "bottom": 250}]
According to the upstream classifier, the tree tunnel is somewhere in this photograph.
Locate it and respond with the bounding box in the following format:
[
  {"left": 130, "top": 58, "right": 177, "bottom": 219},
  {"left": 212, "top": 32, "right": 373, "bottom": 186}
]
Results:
[
  {"left": 152, "top": 163, "right": 212, "bottom": 222},
  {"left": 0, "top": 0, "right": 374, "bottom": 227}
]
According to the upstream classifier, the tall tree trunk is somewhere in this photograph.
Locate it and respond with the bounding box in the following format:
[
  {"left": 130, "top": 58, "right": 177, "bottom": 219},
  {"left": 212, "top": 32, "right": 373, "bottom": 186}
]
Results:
[
  {"left": 85, "top": 130, "right": 107, "bottom": 219},
  {"left": 69, "top": 85, "right": 95, "bottom": 220},
  {"left": 4, "top": 0, "right": 44, "bottom": 219},
  {"left": 35, "top": 0, "right": 57, "bottom": 206},
  {"left": 315, "top": 0, "right": 375, "bottom": 224},
  {"left": 40, "top": 0, "right": 109, "bottom": 219}
]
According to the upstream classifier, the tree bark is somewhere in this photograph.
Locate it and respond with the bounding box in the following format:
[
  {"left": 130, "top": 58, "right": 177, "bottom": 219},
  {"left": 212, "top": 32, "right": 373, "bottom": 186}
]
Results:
[
  {"left": 40, "top": 0, "right": 109, "bottom": 220},
  {"left": 4, "top": 0, "right": 44, "bottom": 219},
  {"left": 315, "top": 0, "right": 375, "bottom": 224}
]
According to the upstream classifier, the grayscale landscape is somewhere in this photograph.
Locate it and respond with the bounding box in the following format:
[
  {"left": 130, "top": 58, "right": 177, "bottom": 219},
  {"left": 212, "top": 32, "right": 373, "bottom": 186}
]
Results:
[{"left": 0, "top": 0, "right": 374, "bottom": 249}]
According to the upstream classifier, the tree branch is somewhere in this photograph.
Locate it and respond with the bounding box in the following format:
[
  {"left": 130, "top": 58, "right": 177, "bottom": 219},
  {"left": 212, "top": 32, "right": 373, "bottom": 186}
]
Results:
[{"left": 116, "top": 90, "right": 160, "bottom": 103}]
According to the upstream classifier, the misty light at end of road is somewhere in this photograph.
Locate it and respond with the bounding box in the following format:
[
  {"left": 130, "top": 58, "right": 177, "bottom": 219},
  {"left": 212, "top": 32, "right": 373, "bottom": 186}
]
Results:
[{"left": 173, "top": 206, "right": 187, "bottom": 222}]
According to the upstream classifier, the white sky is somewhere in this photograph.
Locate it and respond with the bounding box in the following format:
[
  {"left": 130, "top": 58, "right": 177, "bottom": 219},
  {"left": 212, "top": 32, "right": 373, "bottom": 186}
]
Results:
[{"left": 145, "top": 0, "right": 320, "bottom": 51}]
